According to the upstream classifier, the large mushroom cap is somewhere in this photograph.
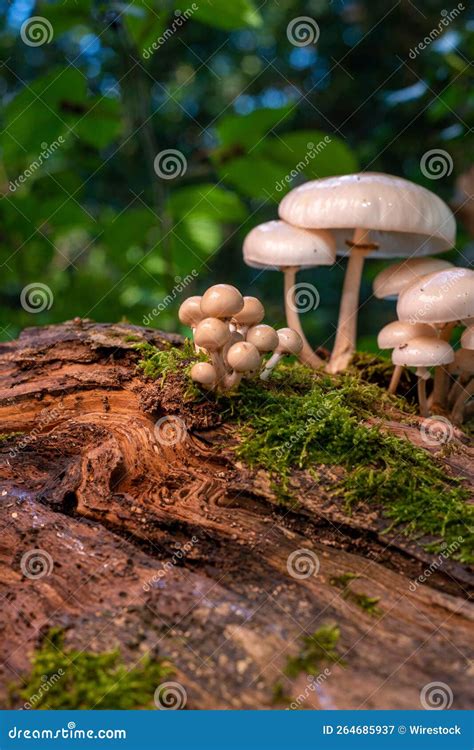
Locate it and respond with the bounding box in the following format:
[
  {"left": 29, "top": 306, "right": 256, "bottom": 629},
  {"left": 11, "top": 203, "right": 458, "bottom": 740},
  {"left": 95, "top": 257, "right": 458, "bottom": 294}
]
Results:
[
  {"left": 392, "top": 337, "right": 454, "bottom": 368},
  {"left": 200, "top": 284, "right": 244, "bottom": 318},
  {"left": 279, "top": 173, "right": 456, "bottom": 259},
  {"left": 461, "top": 326, "right": 474, "bottom": 350},
  {"left": 373, "top": 258, "right": 454, "bottom": 300},
  {"left": 377, "top": 321, "right": 436, "bottom": 350},
  {"left": 243, "top": 220, "right": 336, "bottom": 269},
  {"left": 397, "top": 268, "right": 474, "bottom": 325}
]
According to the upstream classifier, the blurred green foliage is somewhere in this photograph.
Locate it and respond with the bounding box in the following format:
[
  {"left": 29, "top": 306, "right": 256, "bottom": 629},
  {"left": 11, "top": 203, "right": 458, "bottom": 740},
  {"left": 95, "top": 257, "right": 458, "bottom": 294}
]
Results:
[{"left": 0, "top": 0, "right": 472, "bottom": 343}]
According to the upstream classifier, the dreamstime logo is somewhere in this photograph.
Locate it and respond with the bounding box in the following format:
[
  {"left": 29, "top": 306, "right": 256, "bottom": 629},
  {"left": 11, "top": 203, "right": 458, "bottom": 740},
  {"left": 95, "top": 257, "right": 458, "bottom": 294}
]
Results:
[
  {"left": 420, "top": 149, "right": 453, "bottom": 180},
  {"left": 143, "top": 4, "right": 198, "bottom": 58},
  {"left": 20, "top": 283, "right": 54, "bottom": 313},
  {"left": 286, "top": 16, "right": 320, "bottom": 46},
  {"left": 143, "top": 535, "right": 200, "bottom": 592},
  {"left": 275, "top": 137, "right": 331, "bottom": 192},
  {"left": 24, "top": 669, "right": 65, "bottom": 710},
  {"left": 20, "top": 16, "right": 54, "bottom": 46},
  {"left": 153, "top": 149, "right": 187, "bottom": 180},
  {"left": 143, "top": 271, "right": 198, "bottom": 325},
  {"left": 9, "top": 136, "right": 66, "bottom": 192},
  {"left": 408, "top": 536, "right": 463, "bottom": 591},
  {"left": 154, "top": 416, "right": 187, "bottom": 446},
  {"left": 420, "top": 681, "right": 453, "bottom": 710},
  {"left": 287, "top": 548, "right": 320, "bottom": 579},
  {"left": 154, "top": 681, "right": 187, "bottom": 709},
  {"left": 408, "top": 268, "right": 465, "bottom": 325},
  {"left": 20, "top": 549, "right": 54, "bottom": 580},
  {"left": 420, "top": 415, "right": 454, "bottom": 446},
  {"left": 408, "top": 4, "right": 465, "bottom": 59},
  {"left": 286, "top": 283, "right": 320, "bottom": 314}
]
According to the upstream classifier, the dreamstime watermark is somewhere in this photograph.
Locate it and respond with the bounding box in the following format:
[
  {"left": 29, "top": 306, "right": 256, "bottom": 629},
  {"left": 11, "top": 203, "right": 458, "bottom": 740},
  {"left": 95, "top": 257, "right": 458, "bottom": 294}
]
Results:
[
  {"left": 275, "top": 405, "right": 329, "bottom": 461},
  {"left": 408, "top": 4, "right": 465, "bottom": 59},
  {"left": 143, "top": 535, "right": 199, "bottom": 592},
  {"left": 420, "top": 149, "right": 453, "bottom": 180},
  {"left": 153, "top": 149, "right": 187, "bottom": 180},
  {"left": 9, "top": 137, "right": 66, "bottom": 192},
  {"left": 420, "top": 681, "right": 453, "bottom": 710},
  {"left": 420, "top": 415, "right": 454, "bottom": 447},
  {"left": 143, "top": 271, "right": 198, "bottom": 325},
  {"left": 23, "top": 669, "right": 65, "bottom": 709},
  {"left": 143, "top": 5, "right": 198, "bottom": 58},
  {"left": 286, "top": 16, "right": 320, "bottom": 47},
  {"left": 408, "top": 268, "right": 465, "bottom": 324},
  {"left": 276, "top": 137, "right": 332, "bottom": 192},
  {"left": 154, "top": 416, "right": 187, "bottom": 446},
  {"left": 154, "top": 681, "right": 187, "bottom": 709},
  {"left": 9, "top": 404, "right": 63, "bottom": 459},
  {"left": 286, "top": 282, "right": 320, "bottom": 314},
  {"left": 286, "top": 669, "right": 332, "bottom": 710},
  {"left": 287, "top": 548, "right": 320, "bottom": 579},
  {"left": 20, "top": 549, "right": 54, "bottom": 580},
  {"left": 20, "top": 16, "right": 53, "bottom": 46},
  {"left": 408, "top": 536, "right": 464, "bottom": 591}
]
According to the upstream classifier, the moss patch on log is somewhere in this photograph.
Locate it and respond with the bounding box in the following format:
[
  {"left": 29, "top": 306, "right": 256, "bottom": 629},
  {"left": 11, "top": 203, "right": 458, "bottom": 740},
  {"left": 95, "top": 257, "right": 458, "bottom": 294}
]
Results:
[{"left": 9, "top": 629, "right": 173, "bottom": 710}]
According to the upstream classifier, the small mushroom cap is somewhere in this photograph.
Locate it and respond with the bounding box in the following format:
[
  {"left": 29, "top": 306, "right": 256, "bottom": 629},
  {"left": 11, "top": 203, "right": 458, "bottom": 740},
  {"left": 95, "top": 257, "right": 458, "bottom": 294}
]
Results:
[
  {"left": 461, "top": 326, "right": 474, "bottom": 350},
  {"left": 246, "top": 324, "right": 279, "bottom": 353},
  {"left": 397, "top": 268, "right": 474, "bottom": 324},
  {"left": 190, "top": 362, "right": 217, "bottom": 385},
  {"left": 178, "top": 296, "right": 204, "bottom": 327},
  {"left": 243, "top": 220, "right": 336, "bottom": 269},
  {"left": 276, "top": 327, "right": 304, "bottom": 355},
  {"left": 200, "top": 284, "right": 244, "bottom": 318},
  {"left": 226, "top": 341, "right": 262, "bottom": 373},
  {"left": 194, "top": 318, "right": 231, "bottom": 350},
  {"left": 377, "top": 321, "right": 436, "bottom": 350},
  {"left": 279, "top": 173, "right": 456, "bottom": 259},
  {"left": 452, "top": 348, "right": 474, "bottom": 375},
  {"left": 373, "top": 258, "right": 453, "bottom": 300},
  {"left": 392, "top": 337, "right": 454, "bottom": 368},
  {"left": 233, "top": 296, "right": 265, "bottom": 326}
]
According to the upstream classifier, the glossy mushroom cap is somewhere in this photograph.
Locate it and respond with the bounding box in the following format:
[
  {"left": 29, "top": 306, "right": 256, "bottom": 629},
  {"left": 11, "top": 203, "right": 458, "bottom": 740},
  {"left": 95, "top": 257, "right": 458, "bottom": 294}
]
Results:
[
  {"left": 194, "top": 318, "right": 231, "bottom": 350},
  {"left": 461, "top": 326, "right": 474, "bottom": 350},
  {"left": 178, "top": 296, "right": 204, "bottom": 327},
  {"left": 243, "top": 220, "right": 336, "bottom": 269},
  {"left": 233, "top": 296, "right": 265, "bottom": 326},
  {"left": 377, "top": 321, "right": 436, "bottom": 350},
  {"left": 276, "top": 327, "right": 304, "bottom": 355},
  {"left": 397, "top": 268, "right": 474, "bottom": 325},
  {"left": 246, "top": 324, "right": 279, "bottom": 353},
  {"left": 452, "top": 348, "right": 474, "bottom": 375},
  {"left": 279, "top": 173, "right": 456, "bottom": 259},
  {"left": 226, "top": 341, "right": 261, "bottom": 373},
  {"left": 191, "top": 362, "right": 217, "bottom": 386},
  {"left": 200, "top": 284, "right": 244, "bottom": 318},
  {"left": 373, "top": 258, "right": 454, "bottom": 300},
  {"left": 392, "top": 337, "right": 454, "bottom": 368}
]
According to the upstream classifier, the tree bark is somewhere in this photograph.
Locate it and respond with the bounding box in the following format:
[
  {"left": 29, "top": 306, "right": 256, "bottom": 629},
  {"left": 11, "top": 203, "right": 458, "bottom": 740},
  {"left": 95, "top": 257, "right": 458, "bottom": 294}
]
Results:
[{"left": 0, "top": 321, "right": 472, "bottom": 710}]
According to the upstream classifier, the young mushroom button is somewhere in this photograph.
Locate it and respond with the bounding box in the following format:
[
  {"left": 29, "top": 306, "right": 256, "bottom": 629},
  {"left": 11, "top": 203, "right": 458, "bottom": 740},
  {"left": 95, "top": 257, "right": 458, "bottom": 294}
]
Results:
[
  {"left": 200, "top": 284, "right": 244, "bottom": 319},
  {"left": 377, "top": 321, "right": 436, "bottom": 394},
  {"left": 232, "top": 296, "right": 265, "bottom": 334},
  {"left": 225, "top": 341, "right": 262, "bottom": 390},
  {"left": 246, "top": 324, "right": 279, "bottom": 353},
  {"left": 392, "top": 337, "right": 454, "bottom": 418},
  {"left": 279, "top": 173, "right": 456, "bottom": 373},
  {"left": 260, "top": 328, "right": 303, "bottom": 380},
  {"left": 194, "top": 317, "right": 231, "bottom": 386},
  {"left": 191, "top": 362, "right": 217, "bottom": 390}
]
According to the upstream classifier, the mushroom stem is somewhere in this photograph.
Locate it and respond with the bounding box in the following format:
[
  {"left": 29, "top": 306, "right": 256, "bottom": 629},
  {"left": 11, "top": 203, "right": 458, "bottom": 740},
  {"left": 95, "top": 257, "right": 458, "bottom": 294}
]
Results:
[
  {"left": 431, "top": 322, "right": 457, "bottom": 410},
  {"left": 417, "top": 377, "right": 430, "bottom": 418},
  {"left": 222, "top": 370, "right": 242, "bottom": 392},
  {"left": 448, "top": 373, "right": 468, "bottom": 408},
  {"left": 210, "top": 351, "right": 226, "bottom": 387},
  {"left": 326, "top": 228, "right": 371, "bottom": 374},
  {"left": 451, "top": 378, "right": 474, "bottom": 425},
  {"left": 283, "top": 267, "right": 324, "bottom": 369},
  {"left": 388, "top": 364, "right": 404, "bottom": 395},
  {"left": 260, "top": 352, "right": 282, "bottom": 380}
]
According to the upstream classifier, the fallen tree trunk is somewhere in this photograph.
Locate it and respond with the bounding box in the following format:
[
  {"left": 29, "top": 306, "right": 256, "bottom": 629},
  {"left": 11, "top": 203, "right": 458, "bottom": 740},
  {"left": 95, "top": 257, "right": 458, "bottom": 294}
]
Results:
[{"left": 0, "top": 320, "right": 472, "bottom": 710}]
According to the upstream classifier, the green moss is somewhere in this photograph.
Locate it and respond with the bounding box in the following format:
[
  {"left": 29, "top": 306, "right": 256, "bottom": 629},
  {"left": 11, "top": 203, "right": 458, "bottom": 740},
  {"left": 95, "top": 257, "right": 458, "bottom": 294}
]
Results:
[
  {"left": 123, "top": 334, "right": 143, "bottom": 343},
  {"left": 330, "top": 573, "right": 382, "bottom": 617},
  {"left": 136, "top": 339, "right": 206, "bottom": 385},
  {"left": 284, "top": 625, "right": 344, "bottom": 678},
  {"left": 137, "top": 345, "right": 473, "bottom": 563},
  {"left": 10, "top": 629, "right": 173, "bottom": 710},
  {"left": 0, "top": 432, "right": 23, "bottom": 442}
]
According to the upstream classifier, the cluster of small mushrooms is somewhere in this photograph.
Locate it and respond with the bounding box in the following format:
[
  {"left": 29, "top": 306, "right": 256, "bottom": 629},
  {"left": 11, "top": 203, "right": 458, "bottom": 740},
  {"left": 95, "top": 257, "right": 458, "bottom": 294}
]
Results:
[
  {"left": 241, "top": 172, "right": 474, "bottom": 423},
  {"left": 178, "top": 284, "right": 303, "bottom": 393}
]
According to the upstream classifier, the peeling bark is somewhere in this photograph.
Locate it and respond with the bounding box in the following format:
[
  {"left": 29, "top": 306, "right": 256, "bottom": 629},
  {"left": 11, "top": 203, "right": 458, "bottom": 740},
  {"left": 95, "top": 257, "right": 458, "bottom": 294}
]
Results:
[{"left": 0, "top": 321, "right": 472, "bottom": 710}]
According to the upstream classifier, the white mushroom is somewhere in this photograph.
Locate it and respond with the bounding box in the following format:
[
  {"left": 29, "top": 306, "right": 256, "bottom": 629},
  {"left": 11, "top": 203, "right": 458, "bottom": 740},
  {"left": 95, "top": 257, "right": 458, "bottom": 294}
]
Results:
[
  {"left": 260, "top": 328, "right": 303, "bottom": 381},
  {"left": 392, "top": 337, "right": 454, "bottom": 417},
  {"left": 200, "top": 284, "right": 244, "bottom": 320},
  {"left": 232, "top": 296, "right": 265, "bottom": 335},
  {"left": 373, "top": 258, "right": 453, "bottom": 301},
  {"left": 243, "top": 220, "right": 336, "bottom": 369},
  {"left": 194, "top": 317, "right": 231, "bottom": 386},
  {"left": 377, "top": 321, "right": 437, "bottom": 394},
  {"left": 279, "top": 173, "right": 456, "bottom": 373},
  {"left": 190, "top": 362, "right": 217, "bottom": 391},
  {"left": 224, "top": 341, "right": 262, "bottom": 390}
]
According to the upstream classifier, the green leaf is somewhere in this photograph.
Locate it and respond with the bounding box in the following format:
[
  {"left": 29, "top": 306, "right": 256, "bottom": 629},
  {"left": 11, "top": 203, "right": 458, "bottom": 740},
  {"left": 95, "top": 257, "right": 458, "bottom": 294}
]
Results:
[
  {"left": 167, "top": 184, "right": 246, "bottom": 222},
  {"left": 215, "top": 105, "right": 294, "bottom": 149},
  {"left": 218, "top": 155, "right": 288, "bottom": 200},
  {"left": 189, "top": 0, "right": 262, "bottom": 30},
  {"left": 123, "top": 3, "right": 167, "bottom": 58}
]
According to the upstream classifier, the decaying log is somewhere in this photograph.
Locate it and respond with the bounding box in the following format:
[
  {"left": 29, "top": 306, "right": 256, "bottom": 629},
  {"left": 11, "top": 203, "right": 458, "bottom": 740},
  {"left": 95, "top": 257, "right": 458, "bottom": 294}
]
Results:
[{"left": 0, "top": 321, "right": 472, "bottom": 709}]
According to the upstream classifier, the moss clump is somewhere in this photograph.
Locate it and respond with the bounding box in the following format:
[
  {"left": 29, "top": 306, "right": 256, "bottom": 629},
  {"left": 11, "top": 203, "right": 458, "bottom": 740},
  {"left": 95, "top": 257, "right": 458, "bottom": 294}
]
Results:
[
  {"left": 284, "top": 625, "right": 344, "bottom": 678},
  {"left": 10, "top": 629, "right": 173, "bottom": 710},
  {"left": 330, "top": 573, "right": 382, "bottom": 617},
  {"left": 0, "top": 432, "right": 24, "bottom": 442}
]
